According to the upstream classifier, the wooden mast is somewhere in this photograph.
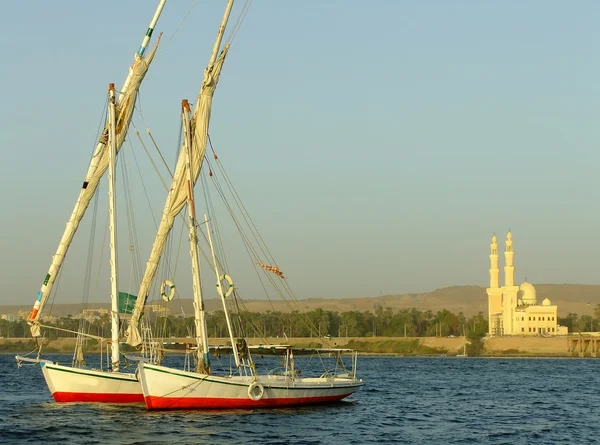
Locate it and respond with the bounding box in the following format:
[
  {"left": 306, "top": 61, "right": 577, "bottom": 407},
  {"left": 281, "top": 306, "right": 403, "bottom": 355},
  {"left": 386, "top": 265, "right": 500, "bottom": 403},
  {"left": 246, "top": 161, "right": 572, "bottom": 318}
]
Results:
[
  {"left": 107, "top": 83, "right": 120, "bottom": 372},
  {"left": 182, "top": 99, "right": 211, "bottom": 374}
]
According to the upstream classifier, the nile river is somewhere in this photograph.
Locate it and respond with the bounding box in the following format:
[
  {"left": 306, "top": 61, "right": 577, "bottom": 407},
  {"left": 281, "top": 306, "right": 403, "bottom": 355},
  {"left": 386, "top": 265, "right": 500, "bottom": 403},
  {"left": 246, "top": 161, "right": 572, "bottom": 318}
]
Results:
[{"left": 1, "top": 354, "right": 598, "bottom": 444}]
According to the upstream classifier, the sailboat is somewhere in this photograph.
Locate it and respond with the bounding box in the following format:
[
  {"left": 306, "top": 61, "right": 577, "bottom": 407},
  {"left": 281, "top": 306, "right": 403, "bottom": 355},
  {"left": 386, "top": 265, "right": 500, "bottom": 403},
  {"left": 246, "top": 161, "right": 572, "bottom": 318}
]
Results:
[
  {"left": 15, "top": 0, "right": 167, "bottom": 403},
  {"left": 132, "top": 0, "right": 364, "bottom": 410}
]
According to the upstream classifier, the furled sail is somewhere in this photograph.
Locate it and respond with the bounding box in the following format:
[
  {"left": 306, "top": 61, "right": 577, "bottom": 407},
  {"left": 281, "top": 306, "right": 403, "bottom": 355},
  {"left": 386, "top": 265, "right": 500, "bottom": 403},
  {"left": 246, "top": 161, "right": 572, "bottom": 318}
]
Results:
[
  {"left": 127, "top": 1, "right": 234, "bottom": 347},
  {"left": 127, "top": 46, "right": 230, "bottom": 346},
  {"left": 28, "top": 28, "right": 163, "bottom": 337}
]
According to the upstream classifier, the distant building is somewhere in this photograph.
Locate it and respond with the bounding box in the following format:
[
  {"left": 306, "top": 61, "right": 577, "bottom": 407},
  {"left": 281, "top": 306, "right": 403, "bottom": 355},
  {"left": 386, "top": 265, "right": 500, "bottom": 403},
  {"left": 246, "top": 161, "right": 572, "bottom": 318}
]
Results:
[
  {"left": 40, "top": 315, "right": 58, "bottom": 323},
  {"left": 82, "top": 308, "right": 110, "bottom": 320},
  {"left": 145, "top": 304, "right": 171, "bottom": 318},
  {"left": 17, "top": 310, "right": 29, "bottom": 320},
  {"left": 486, "top": 231, "right": 568, "bottom": 336}
]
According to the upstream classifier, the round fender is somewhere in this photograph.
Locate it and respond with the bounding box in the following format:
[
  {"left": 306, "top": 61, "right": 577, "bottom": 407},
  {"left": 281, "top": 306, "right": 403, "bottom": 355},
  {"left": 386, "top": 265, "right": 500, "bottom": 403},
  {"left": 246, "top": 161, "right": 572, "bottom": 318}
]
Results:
[
  {"left": 161, "top": 280, "right": 176, "bottom": 302},
  {"left": 218, "top": 274, "right": 234, "bottom": 298},
  {"left": 248, "top": 381, "right": 264, "bottom": 401}
]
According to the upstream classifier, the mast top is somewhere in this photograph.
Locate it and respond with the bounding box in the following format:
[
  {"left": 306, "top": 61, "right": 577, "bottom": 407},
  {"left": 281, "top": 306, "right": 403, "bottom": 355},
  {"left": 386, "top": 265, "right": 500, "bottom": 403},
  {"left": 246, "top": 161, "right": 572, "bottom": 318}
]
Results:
[
  {"left": 137, "top": 0, "right": 167, "bottom": 56},
  {"left": 182, "top": 99, "right": 191, "bottom": 112},
  {"left": 208, "top": 0, "right": 234, "bottom": 66},
  {"left": 109, "top": 83, "right": 115, "bottom": 91}
]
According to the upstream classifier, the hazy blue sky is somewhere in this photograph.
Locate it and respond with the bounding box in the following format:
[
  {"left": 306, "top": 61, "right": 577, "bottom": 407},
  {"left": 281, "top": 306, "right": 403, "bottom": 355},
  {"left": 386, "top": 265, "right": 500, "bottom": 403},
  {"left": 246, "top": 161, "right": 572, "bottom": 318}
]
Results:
[{"left": 1, "top": 1, "right": 599, "bottom": 307}]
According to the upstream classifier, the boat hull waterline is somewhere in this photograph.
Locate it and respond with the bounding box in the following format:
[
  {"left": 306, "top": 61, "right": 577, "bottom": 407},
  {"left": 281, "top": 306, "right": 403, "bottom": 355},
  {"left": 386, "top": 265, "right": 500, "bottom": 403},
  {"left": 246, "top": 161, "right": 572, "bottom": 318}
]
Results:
[
  {"left": 41, "top": 361, "right": 143, "bottom": 403},
  {"left": 139, "top": 362, "right": 363, "bottom": 410}
]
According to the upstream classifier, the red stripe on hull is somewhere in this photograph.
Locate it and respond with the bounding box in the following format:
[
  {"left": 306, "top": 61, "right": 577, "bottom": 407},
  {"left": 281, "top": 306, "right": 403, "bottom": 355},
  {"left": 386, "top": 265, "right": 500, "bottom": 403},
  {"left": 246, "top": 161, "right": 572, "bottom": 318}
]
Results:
[
  {"left": 145, "top": 393, "right": 352, "bottom": 410},
  {"left": 52, "top": 392, "right": 144, "bottom": 403}
]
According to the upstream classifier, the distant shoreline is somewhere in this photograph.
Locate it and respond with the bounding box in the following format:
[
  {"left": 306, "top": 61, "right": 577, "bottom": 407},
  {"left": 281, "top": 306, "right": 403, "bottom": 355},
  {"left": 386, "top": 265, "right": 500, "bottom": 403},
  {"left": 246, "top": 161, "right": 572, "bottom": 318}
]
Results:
[{"left": 1, "top": 335, "right": 593, "bottom": 358}]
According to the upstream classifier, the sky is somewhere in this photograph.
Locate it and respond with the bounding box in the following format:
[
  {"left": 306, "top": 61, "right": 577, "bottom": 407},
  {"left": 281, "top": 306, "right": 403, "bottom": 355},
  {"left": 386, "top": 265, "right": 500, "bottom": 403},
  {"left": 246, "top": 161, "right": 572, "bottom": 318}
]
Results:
[{"left": 1, "top": 1, "right": 600, "bottom": 307}]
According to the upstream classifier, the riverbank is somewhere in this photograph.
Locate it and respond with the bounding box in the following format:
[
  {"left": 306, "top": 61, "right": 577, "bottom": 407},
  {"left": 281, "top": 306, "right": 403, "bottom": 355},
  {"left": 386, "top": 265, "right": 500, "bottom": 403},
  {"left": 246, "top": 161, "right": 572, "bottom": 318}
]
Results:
[{"left": 1, "top": 335, "right": 592, "bottom": 357}]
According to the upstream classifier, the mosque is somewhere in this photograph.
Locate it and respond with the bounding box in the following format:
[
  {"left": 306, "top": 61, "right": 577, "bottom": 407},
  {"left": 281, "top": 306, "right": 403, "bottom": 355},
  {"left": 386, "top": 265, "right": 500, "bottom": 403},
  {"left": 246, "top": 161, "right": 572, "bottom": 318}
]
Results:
[{"left": 486, "top": 231, "right": 568, "bottom": 336}]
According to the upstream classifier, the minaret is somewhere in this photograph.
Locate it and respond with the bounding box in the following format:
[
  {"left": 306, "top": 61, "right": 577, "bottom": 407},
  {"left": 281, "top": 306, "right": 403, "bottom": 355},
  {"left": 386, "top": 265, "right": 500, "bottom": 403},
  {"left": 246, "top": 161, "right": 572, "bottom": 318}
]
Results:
[
  {"left": 489, "top": 234, "right": 499, "bottom": 288},
  {"left": 486, "top": 234, "right": 503, "bottom": 335},
  {"left": 504, "top": 231, "right": 514, "bottom": 287},
  {"left": 502, "top": 230, "right": 519, "bottom": 335}
]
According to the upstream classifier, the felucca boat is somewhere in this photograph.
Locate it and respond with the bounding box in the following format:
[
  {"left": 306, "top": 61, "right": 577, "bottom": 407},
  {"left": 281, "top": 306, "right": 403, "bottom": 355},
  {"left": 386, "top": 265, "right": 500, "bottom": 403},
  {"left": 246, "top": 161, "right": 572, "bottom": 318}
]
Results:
[{"left": 127, "top": 0, "right": 364, "bottom": 410}]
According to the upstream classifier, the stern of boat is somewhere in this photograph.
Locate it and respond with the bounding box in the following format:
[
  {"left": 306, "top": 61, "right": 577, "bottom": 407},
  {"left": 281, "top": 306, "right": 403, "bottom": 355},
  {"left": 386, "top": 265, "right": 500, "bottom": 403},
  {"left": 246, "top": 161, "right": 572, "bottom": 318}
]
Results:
[{"left": 41, "top": 362, "right": 143, "bottom": 403}]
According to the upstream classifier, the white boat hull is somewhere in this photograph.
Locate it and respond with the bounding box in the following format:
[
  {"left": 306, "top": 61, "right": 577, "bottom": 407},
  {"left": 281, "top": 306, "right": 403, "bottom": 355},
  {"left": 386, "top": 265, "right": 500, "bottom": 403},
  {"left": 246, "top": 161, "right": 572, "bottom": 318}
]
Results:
[
  {"left": 139, "top": 362, "right": 363, "bottom": 410},
  {"left": 40, "top": 361, "right": 143, "bottom": 403}
]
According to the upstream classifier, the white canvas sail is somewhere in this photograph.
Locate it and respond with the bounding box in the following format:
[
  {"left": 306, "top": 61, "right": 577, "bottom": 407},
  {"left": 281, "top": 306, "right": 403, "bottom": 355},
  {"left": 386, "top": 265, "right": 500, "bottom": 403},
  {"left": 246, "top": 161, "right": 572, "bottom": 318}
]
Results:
[
  {"left": 127, "top": 2, "right": 233, "bottom": 347},
  {"left": 27, "top": 2, "right": 166, "bottom": 337}
]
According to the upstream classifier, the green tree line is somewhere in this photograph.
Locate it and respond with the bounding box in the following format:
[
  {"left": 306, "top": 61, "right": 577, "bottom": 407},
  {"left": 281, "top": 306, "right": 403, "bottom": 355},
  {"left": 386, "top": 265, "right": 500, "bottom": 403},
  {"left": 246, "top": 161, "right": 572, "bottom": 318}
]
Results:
[
  {"left": 0, "top": 307, "right": 485, "bottom": 339},
  {"left": 2, "top": 305, "right": 598, "bottom": 339}
]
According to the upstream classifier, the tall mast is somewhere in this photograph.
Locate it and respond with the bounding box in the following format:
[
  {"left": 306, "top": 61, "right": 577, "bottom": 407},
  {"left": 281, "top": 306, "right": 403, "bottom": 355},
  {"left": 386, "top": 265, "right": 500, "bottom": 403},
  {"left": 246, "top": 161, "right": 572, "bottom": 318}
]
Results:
[
  {"left": 182, "top": 99, "right": 211, "bottom": 373},
  {"left": 192, "top": 0, "right": 234, "bottom": 122},
  {"left": 210, "top": 1, "right": 233, "bottom": 65},
  {"left": 121, "top": 0, "right": 167, "bottom": 99},
  {"left": 128, "top": 0, "right": 235, "bottom": 347},
  {"left": 27, "top": 0, "right": 167, "bottom": 335},
  {"left": 108, "top": 84, "right": 120, "bottom": 372},
  {"left": 204, "top": 214, "right": 240, "bottom": 369},
  {"left": 137, "top": 1, "right": 166, "bottom": 57}
]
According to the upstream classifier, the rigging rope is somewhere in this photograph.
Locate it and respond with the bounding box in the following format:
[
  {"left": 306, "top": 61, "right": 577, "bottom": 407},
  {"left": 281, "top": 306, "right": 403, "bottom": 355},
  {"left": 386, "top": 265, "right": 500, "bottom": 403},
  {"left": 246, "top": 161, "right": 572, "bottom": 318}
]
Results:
[
  {"left": 202, "top": 140, "right": 336, "bottom": 345},
  {"left": 165, "top": 0, "right": 199, "bottom": 46},
  {"left": 128, "top": 135, "right": 160, "bottom": 231},
  {"left": 148, "top": 128, "right": 174, "bottom": 178},
  {"left": 120, "top": 146, "right": 145, "bottom": 293},
  {"left": 225, "top": 0, "right": 253, "bottom": 46},
  {"left": 133, "top": 129, "right": 170, "bottom": 192}
]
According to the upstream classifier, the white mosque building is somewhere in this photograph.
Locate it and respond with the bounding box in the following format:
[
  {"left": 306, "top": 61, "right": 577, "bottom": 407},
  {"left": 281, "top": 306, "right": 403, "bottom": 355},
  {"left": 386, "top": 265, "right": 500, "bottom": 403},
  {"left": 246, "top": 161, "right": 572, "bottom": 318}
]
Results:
[{"left": 486, "top": 231, "right": 568, "bottom": 336}]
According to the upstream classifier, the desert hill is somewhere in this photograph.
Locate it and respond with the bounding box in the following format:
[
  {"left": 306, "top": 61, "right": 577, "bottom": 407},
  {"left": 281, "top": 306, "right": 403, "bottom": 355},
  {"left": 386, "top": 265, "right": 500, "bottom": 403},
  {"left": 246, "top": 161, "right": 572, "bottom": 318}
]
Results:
[{"left": 3, "top": 284, "right": 600, "bottom": 318}]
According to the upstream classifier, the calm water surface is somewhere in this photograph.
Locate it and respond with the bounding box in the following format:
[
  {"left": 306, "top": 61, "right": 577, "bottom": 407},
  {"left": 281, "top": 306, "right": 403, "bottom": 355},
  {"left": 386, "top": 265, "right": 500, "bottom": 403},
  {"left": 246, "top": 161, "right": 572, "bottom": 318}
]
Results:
[{"left": 1, "top": 354, "right": 599, "bottom": 444}]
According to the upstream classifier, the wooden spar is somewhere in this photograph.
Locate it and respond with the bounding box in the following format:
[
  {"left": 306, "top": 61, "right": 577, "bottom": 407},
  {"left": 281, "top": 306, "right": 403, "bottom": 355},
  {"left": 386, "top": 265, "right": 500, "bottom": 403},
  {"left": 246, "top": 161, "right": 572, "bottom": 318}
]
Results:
[
  {"left": 107, "top": 83, "right": 120, "bottom": 372},
  {"left": 205, "top": 214, "right": 241, "bottom": 369},
  {"left": 28, "top": 0, "right": 168, "bottom": 330},
  {"left": 121, "top": 0, "right": 167, "bottom": 98},
  {"left": 182, "top": 99, "right": 211, "bottom": 373},
  {"left": 127, "top": 0, "right": 235, "bottom": 345},
  {"left": 137, "top": 0, "right": 167, "bottom": 56}
]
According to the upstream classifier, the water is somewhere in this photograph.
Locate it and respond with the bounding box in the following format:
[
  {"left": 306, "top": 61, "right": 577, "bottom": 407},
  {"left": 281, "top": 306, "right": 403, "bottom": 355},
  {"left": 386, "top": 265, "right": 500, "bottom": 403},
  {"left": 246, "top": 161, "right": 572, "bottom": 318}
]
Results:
[{"left": 1, "top": 354, "right": 599, "bottom": 444}]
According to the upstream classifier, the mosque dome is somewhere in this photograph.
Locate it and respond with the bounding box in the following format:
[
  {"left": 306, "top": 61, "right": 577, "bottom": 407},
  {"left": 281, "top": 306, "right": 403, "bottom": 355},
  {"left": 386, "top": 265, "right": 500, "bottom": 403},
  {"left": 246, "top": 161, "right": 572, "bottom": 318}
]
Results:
[
  {"left": 542, "top": 297, "right": 551, "bottom": 306},
  {"left": 518, "top": 281, "right": 537, "bottom": 305}
]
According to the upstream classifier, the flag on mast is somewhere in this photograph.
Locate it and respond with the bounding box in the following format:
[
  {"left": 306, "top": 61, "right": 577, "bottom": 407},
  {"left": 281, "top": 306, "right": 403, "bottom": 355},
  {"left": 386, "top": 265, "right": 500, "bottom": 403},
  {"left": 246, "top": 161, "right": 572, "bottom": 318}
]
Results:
[{"left": 258, "top": 263, "right": 285, "bottom": 279}]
